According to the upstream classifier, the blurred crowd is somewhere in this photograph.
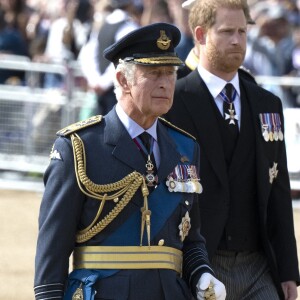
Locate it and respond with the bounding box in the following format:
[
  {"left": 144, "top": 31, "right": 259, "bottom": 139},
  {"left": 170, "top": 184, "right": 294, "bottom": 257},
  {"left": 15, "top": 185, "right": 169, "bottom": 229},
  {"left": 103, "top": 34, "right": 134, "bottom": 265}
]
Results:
[{"left": 0, "top": 0, "right": 300, "bottom": 107}]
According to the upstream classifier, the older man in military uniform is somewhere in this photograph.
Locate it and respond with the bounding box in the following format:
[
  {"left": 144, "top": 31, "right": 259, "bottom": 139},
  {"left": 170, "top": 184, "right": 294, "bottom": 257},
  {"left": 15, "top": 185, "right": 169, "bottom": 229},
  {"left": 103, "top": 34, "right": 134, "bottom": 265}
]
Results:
[{"left": 34, "top": 23, "right": 226, "bottom": 300}]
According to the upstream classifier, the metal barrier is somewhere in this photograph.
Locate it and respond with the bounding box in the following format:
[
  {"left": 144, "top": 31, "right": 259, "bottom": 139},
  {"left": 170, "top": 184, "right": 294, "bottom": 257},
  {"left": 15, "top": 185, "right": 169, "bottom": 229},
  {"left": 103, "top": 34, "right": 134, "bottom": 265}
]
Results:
[
  {"left": 0, "top": 56, "right": 94, "bottom": 174},
  {"left": 0, "top": 57, "right": 299, "bottom": 192}
]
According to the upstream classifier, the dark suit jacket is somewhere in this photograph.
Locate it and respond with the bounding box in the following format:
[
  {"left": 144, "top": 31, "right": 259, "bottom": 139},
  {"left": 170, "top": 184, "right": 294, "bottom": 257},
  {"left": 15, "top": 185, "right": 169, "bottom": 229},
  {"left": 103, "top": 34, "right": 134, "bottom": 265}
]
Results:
[
  {"left": 165, "top": 70, "right": 300, "bottom": 297},
  {"left": 34, "top": 108, "right": 213, "bottom": 300}
]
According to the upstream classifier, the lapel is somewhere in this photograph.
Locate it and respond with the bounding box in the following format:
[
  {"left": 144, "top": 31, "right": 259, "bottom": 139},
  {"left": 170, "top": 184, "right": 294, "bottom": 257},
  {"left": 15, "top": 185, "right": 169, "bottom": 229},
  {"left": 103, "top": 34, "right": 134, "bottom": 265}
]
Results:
[
  {"left": 228, "top": 82, "right": 255, "bottom": 177},
  {"left": 104, "top": 109, "right": 145, "bottom": 174},
  {"left": 238, "top": 79, "right": 272, "bottom": 205},
  {"left": 179, "top": 70, "right": 227, "bottom": 185}
]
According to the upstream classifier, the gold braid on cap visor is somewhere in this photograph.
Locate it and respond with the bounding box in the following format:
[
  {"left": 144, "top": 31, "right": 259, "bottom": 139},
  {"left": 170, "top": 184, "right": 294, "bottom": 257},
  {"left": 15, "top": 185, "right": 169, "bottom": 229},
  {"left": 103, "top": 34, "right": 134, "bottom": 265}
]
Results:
[{"left": 124, "top": 56, "right": 183, "bottom": 65}]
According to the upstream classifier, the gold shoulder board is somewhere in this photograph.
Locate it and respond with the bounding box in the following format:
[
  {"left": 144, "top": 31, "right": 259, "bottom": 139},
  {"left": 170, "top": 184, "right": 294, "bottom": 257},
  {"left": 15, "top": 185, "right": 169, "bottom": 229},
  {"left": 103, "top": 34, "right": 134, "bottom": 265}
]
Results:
[
  {"left": 57, "top": 115, "right": 103, "bottom": 136},
  {"left": 159, "top": 117, "right": 196, "bottom": 140}
]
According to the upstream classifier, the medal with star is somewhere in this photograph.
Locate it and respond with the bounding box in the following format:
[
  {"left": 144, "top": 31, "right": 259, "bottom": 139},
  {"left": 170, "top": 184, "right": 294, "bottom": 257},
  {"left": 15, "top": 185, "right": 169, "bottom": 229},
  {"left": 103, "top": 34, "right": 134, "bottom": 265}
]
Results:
[{"left": 225, "top": 103, "right": 239, "bottom": 125}]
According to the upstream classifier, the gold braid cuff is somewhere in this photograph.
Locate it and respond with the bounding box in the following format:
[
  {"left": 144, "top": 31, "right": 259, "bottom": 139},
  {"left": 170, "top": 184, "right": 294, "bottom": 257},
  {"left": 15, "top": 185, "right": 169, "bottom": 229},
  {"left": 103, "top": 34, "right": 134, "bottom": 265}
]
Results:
[{"left": 71, "top": 133, "right": 149, "bottom": 244}]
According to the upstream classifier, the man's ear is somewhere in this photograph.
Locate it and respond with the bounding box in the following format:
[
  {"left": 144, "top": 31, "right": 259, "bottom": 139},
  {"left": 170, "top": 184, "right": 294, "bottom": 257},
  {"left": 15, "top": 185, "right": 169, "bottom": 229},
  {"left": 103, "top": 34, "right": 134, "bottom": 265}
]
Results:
[
  {"left": 195, "top": 26, "right": 206, "bottom": 44},
  {"left": 116, "top": 71, "right": 130, "bottom": 93}
]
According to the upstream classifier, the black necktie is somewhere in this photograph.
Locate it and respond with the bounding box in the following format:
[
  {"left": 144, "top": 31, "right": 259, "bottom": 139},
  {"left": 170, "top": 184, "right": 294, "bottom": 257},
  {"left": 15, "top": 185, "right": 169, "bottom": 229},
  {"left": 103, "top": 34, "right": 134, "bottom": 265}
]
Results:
[
  {"left": 138, "top": 132, "right": 157, "bottom": 186},
  {"left": 139, "top": 132, "right": 152, "bottom": 153}
]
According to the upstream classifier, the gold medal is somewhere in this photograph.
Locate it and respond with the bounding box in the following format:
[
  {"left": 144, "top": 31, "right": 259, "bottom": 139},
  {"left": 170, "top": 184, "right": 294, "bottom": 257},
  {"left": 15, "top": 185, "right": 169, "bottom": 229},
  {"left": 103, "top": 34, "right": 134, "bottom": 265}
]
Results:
[
  {"left": 194, "top": 181, "right": 203, "bottom": 194},
  {"left": 269, "top": 131, "right": 274, "bottom": 142}
]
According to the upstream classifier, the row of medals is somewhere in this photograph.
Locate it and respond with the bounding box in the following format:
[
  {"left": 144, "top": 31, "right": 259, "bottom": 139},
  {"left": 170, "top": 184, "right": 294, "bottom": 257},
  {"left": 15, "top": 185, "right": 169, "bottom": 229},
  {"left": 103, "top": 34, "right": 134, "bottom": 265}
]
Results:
[{"left": 262, "top": 125, "right": 284, "bottom": 142}]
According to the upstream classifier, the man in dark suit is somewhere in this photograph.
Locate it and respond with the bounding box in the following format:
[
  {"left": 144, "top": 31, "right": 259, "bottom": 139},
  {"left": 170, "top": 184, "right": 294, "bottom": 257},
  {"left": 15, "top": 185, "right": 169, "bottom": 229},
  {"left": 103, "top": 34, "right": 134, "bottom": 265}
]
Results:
[
  {"left": 165, "top": 0, "right": 300, "bottom": 299},
  {"left": 34, "top": 23, "right": 226, "bottom": 300}
]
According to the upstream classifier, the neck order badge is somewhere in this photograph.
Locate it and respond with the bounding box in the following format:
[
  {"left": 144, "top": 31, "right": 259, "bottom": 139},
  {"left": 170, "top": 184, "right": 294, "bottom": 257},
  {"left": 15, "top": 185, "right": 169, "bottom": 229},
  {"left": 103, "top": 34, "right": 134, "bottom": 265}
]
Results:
[
  {"left": 135, "top": 132, "right": 158, "bottom": 187},
  {"left": 221, "top": 83, "right": 238, "bottom": 125}
]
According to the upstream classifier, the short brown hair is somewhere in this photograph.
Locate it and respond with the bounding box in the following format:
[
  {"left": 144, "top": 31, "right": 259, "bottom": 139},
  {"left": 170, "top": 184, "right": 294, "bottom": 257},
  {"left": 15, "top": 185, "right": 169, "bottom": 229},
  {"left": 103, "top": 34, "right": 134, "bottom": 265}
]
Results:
[{"left": 188, "top": 0, "right": 254, "bottom": 32}]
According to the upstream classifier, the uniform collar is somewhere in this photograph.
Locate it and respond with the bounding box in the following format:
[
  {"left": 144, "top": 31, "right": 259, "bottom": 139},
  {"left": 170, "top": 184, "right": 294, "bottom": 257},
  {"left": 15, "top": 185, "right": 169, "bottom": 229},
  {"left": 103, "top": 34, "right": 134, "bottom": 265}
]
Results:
[{"left": 116, "top": 103, "right": 158, "bottom": 141}]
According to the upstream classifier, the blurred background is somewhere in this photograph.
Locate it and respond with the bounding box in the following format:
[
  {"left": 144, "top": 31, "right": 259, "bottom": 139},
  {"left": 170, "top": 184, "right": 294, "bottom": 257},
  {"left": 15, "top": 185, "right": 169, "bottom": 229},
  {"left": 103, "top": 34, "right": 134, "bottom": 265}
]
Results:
[
  {"left": 0, "top": 0, "right": 300, "bottom": 299},
  {"left": 0, "top": 0, "right": 300, "bottom": 195}
]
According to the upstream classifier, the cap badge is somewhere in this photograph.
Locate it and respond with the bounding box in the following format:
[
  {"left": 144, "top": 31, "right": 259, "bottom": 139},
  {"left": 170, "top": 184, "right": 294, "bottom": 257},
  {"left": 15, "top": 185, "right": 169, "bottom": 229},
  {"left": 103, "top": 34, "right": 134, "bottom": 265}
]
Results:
[{"left": 157, "top": 30, "right": 171, "bottom": 50}]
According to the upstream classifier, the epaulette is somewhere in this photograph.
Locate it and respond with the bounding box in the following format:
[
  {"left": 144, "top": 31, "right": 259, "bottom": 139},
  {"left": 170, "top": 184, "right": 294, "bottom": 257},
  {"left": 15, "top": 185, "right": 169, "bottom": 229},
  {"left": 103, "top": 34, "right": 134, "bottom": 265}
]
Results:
[
  {"left": 159, "top": 117, "right": 196, "bottom": 140},
  {"left": 57, "top": 115, "right": 103, "bottom": 136},
  {"left": 185, "top": 48, "right": 198, "bottom": 71},
  {"left": 238, "top": 66, "right": 257, "bottom": 84}
]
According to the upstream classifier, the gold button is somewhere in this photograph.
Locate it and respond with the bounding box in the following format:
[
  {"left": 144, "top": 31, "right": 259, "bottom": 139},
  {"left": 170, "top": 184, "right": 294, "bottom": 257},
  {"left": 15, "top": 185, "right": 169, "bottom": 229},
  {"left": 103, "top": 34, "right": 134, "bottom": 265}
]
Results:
[
  {"left": 114, "top": 198, "right": 119, "bottom": 203},
  {"left": 158, "top": 239, "right": 164, "bottom": 246}
]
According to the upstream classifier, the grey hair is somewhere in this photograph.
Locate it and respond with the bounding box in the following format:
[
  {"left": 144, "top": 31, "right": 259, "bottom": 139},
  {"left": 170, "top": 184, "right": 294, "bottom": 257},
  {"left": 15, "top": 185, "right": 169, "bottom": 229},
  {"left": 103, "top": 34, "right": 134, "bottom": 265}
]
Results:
[{"left": 114, "top": 60, "right": 137, "bottom": 101}]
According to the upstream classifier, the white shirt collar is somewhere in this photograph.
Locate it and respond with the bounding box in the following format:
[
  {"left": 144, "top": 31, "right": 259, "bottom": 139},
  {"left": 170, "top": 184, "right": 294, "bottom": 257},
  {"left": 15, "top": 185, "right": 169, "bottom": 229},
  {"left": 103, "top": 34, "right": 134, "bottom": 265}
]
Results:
[
  {"left": 197, "top": 64, "right": 240, "bottom": 98},
  {"left": 115, "top": 104, "right": 158, "bottom": 141}
]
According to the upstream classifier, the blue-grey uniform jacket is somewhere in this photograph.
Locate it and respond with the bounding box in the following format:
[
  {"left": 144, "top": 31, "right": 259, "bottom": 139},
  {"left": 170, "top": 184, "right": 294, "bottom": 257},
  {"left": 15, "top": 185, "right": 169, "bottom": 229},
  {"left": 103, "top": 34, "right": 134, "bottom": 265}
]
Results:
[{"left": 34, "top": 108, "right": 214, "bottom": 300}]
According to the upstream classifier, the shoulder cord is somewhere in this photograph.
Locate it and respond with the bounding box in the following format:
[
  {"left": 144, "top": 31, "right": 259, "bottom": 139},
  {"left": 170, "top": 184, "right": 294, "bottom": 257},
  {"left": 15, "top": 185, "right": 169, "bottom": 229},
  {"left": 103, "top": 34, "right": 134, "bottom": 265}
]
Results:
[{"left": 70, "top": 133, "right": 149, "bottom": 243}]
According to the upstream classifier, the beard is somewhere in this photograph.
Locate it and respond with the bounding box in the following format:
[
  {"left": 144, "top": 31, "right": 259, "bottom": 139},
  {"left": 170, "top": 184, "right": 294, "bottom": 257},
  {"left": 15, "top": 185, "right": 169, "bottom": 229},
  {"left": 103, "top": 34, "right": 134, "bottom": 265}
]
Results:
[{"left": 206, "top": 41, "right": 245, "bottom": 73}]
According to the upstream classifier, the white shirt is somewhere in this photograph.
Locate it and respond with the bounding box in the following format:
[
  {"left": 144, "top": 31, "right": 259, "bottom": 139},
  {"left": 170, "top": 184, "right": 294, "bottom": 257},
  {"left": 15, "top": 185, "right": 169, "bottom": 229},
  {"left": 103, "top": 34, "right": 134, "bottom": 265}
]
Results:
[
  {"left": 45, "top": 18, "right": 89, "bottom": 63},
  {"left": 197, "top": 64, "right": 242, "bottom": 128},
  {"left": 116, "top": 104, "right": 160, "bottom": 167}
]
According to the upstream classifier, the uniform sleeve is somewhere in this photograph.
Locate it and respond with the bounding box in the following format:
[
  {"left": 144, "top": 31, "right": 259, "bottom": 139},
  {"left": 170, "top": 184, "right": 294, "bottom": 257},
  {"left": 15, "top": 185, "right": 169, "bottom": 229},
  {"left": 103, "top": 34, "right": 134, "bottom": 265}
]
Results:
[
  {"left": 34, "top": 137, "right": 85, "bottom": 299},
  {"left": 181, "top": 141, "right": 215, "bottom": 296},
  {"left": 266, "top": 98, "right": 300, "bottom": 283}
]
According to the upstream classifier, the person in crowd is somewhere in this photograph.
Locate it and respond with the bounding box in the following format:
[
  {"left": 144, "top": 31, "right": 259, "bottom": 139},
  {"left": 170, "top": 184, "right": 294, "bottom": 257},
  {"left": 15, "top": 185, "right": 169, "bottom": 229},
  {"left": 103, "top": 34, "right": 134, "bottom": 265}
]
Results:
[
  {"left": 244, "top": 2, "right": 296, "bottom": 107},
  {"left": 0, "top": 7, "right": 28, "bottom": 84},
  {"left": 78, "top": 0, "right": 141, "bottom": 115},
  {"left": 139, "top": 0, "right": 172, "bottom": 26},
  {"left": 43, "top": 0, "right": 92, "bottom": 88},
  {"left": 33, "top": 22, "right": 226, "bottom": 300},
  {"left": 164, "top": 0, "right": 300, "bottom": 299},
  {"left": 168, "top": 0, "right": 194, "bottom": 61},
  {"left": 0, "top": 0, "right": 33, "bottom": 49}
]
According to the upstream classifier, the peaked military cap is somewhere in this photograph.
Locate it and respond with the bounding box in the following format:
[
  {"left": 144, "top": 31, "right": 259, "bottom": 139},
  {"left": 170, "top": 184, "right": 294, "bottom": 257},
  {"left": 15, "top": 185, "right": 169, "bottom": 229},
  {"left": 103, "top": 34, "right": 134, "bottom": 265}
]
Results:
[{"left": 103, "top": 22, "right": 184, "bottom": 67}]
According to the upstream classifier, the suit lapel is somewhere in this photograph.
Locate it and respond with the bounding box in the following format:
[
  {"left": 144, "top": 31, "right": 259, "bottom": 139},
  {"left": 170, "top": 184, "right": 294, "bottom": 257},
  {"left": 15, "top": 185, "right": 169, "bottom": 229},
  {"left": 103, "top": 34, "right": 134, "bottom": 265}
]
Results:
[
  {"left": 228, "top": 83, "right": 255, "bottom": 177},
  {"left": 239, "top": 79, "right": 272, "bottom": 204},
  {"left": 104, "top": 109, "right": 145, "bottom": 174},
  {"left": 180, "top": 71, "right": 227, "bottom": 185}
]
